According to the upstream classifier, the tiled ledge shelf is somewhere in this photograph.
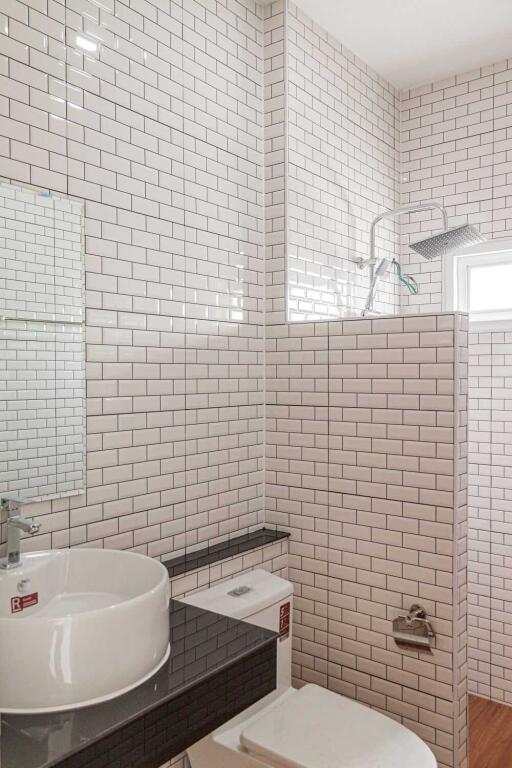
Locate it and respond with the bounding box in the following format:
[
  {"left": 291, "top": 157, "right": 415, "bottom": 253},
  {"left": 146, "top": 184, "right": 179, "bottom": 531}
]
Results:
[
  {"left": 163, "top": 528, "right": 290, "bottom": 579},
  {"left": 0, "top": 602, "right": 277, "bottom": 768}
]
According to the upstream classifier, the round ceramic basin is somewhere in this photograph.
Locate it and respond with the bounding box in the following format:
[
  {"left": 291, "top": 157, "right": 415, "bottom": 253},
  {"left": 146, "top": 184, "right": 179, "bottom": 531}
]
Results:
[{"left": 0, "top": 548, "right": 170, "bottom": 713}]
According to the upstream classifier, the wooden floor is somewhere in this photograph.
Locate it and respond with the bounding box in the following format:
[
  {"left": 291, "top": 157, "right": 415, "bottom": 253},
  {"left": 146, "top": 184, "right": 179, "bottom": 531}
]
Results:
[{"left": 470, "top": 694, "right": 512, "bottom": 767}]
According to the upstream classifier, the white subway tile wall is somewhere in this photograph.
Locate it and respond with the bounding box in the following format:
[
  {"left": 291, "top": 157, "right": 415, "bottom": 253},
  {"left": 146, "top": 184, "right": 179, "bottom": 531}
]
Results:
[
  {"left": 263, "top": 0, "right": 287, "bottom": 326},
  {"left": 1, "top": 0, "right": 265, "bottom": 555},
  {"left": 488, "top": 332, "right": 512, "bottom": 706},
  {"left": 264, "top": 1, "right": 402, "bottom": 326},
  {"left": 467, "top": 329, "right": 493, "bottom": 699},
  {"left": 286, "top": 3, "right": 400, "bottom": 322},
  {"left": 399, "top": 62, "right": 512, "bottom": 706},
  {"left": 468, "top": 330, "right": 512, "bottom": 705},
  {"left": 454, "top": 314, "right": 468, "bottom": 768},
  {"left": 399, "top": 61, "right": 512, "bottom": 312},
  {"left": 265, "top": 312, "right": 468, "bottom": 768}
]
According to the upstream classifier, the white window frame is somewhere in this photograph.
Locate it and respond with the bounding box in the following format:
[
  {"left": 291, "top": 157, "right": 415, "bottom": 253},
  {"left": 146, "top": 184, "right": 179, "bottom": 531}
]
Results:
[{"left": 442, "top": 238, "right": 512, "bottom": 331}]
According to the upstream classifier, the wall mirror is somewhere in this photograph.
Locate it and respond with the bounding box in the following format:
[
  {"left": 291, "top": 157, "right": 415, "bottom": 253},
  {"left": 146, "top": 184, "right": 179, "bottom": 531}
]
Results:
[{"left": 0, "top": 182, "right": 85, "bottom": 501}]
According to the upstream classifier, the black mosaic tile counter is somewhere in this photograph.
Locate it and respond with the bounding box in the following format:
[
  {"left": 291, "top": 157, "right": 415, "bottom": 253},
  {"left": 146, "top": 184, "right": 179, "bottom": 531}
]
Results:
[{"left": 0, "top": 600, "right": 277, "bottom": 768}]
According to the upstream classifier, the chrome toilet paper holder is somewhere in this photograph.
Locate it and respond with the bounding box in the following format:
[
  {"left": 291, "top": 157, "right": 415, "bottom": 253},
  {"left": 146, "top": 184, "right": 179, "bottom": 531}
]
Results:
[{"left": 392, "top": 604, "right": 435, "bottom": 650}]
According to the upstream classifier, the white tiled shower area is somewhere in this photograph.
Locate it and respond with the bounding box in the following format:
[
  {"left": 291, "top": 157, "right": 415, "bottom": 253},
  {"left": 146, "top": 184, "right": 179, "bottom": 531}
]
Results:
[{"left": 279, "top": 0, "right": 512, "bottom": 712}]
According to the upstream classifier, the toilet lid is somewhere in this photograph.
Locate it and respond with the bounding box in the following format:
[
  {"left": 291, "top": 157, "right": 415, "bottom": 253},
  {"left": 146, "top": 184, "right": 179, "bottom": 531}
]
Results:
[{"left": 240, "top": 684, "right": 436, "bottom": 768}]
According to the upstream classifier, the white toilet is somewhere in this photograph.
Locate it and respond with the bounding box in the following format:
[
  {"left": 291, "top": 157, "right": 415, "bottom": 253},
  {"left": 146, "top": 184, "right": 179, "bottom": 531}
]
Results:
[{"left": 183, "top": 570, "right": 437, "bottom": 768}]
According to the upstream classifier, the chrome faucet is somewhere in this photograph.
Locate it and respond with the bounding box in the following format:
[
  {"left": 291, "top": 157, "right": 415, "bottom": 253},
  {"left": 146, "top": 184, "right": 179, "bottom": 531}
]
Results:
[{"left": 0, "top": 496, "right": 41, "bottom": 570}]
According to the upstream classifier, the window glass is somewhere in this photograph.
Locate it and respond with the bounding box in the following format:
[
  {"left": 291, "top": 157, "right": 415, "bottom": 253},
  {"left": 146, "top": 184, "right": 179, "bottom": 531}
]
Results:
[{"left": 469, "top": 263, "right": 512, "bottom": 312}]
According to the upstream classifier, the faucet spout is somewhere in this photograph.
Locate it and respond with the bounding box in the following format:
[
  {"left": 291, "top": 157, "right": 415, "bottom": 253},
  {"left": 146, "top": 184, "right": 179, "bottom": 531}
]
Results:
[
  {"left": 10, "top": 517, "right": 41, "bottom": 535},
  {"left": 0, "top": 497, "right": 41, "bottom": 570}
]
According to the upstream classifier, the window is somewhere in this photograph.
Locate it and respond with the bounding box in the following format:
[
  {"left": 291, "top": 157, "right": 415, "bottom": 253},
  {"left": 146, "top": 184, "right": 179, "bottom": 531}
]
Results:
[{"left": 443, "top": 239, "right": 512, "bottom": 330}]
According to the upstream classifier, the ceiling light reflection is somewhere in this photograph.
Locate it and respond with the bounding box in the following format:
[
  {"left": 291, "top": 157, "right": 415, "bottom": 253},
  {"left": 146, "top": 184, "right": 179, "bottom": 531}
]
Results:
[{"left": 75, "top": 35, "right": 97, "bottom": 53}]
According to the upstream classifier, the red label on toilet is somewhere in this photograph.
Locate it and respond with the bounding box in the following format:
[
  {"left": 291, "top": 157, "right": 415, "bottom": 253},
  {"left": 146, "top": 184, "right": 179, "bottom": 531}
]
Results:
[
  {"left": 11, "top": 592, "right": 38, "bottom": 613},
  {"left": 279, "top": 601, "right": 290, "bottom": 640}
]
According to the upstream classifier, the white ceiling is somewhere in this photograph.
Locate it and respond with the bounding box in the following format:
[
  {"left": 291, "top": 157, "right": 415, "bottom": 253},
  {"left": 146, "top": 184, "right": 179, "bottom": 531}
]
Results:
[{"left": 290, "top": 0, "right": 512, "bottom": 89}]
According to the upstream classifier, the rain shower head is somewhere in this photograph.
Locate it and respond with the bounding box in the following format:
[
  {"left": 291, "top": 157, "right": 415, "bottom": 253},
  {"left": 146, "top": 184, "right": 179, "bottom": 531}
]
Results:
[{"left": 410, "top": 224, "right": 486, "bottom": 260}]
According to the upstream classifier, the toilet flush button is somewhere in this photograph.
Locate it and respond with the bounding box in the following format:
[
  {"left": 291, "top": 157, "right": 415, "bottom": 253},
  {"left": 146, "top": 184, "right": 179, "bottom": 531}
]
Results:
[{"left": 228, "top": 585, "right": 252, "bottom": 597}]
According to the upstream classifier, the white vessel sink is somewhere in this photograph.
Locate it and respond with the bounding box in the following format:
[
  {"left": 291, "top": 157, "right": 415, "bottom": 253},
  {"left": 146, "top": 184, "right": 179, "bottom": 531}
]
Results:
[{"left": 0, "top": 548, "right": 170, "bottom": 713}]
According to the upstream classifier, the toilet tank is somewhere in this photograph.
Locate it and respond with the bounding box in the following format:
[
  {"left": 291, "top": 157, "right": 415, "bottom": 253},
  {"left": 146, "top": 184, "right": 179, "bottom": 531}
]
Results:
[{"left": 180, "top": 570, "right": 293, "bottom": 688}]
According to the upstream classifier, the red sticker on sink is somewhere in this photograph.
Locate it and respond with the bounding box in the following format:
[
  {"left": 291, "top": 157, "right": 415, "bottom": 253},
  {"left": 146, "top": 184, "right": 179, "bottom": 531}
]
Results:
[{"left": 11, "top": 593, "right": 38, "bottom": 613}]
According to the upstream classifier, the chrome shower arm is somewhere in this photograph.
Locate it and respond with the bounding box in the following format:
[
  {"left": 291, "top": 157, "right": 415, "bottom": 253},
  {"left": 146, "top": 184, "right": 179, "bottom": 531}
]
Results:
[{"left": 361, "top": 202, "right": 449, "bottom": 269}]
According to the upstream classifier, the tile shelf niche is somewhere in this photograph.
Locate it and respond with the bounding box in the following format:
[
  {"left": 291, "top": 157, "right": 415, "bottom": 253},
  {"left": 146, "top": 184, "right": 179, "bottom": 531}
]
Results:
[{"left": 163, "top": 527, "right": 290, "bottom": 578}]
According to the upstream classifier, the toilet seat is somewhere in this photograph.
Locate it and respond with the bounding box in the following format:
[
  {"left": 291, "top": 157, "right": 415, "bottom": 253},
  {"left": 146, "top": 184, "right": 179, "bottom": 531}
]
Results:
[{"left": 240, "top": 684, "right": 436, "bottom": 768}]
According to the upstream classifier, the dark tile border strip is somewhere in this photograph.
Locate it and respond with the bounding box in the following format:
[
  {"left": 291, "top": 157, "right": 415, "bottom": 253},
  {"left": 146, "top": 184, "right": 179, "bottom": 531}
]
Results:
[{"left": 163, "top": 527, "right": 290, "bottom": 579}]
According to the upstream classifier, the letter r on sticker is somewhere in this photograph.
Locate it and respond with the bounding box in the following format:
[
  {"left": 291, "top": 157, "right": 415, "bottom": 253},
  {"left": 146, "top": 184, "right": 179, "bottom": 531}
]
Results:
[{"left": 11, "top": 597, "right": 22, "bottom": 613}]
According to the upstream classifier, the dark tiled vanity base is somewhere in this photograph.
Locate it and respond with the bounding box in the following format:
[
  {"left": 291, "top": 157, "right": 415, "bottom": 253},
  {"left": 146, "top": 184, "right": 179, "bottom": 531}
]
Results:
[
  {"left": 163, "top": 527, "right": 290, "bottom": 578},
  {"left": 1, "top": 601, "right": 277, "bottom": 768},
  {"left": 52, "top": 644, "right": 276, "bottom": 768}
]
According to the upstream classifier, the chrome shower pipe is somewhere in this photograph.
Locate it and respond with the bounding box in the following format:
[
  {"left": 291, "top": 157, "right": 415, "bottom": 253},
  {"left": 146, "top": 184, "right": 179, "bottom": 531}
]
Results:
[
  {"left": 357, "top": 202, "right": 449, "bottom": 272},
  {"left": 355, "top": 202, "right": 448, "bottom": 315},
  {"left": 356, "top": 202, "right": 448, "bottom": 317}
]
